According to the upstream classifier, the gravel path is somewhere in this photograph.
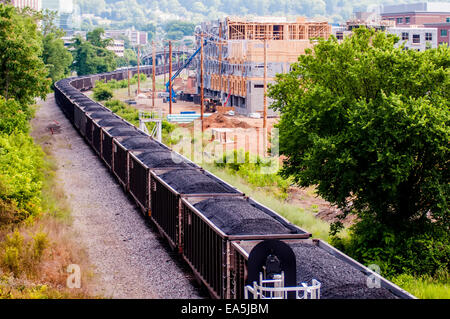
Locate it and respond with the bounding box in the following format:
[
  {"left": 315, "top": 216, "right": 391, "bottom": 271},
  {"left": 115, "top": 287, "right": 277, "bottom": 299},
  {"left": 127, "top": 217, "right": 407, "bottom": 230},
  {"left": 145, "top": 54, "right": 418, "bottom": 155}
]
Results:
[{"left": 33, "top": 95, "right": 204, "bottom": 299}]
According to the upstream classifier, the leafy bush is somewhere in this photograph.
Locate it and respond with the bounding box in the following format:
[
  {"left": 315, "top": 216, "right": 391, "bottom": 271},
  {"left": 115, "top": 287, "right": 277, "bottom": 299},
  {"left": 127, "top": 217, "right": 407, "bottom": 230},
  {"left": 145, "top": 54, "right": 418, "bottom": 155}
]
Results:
[
  {"left": 331, "top": 215, "right": 449, "bottom": 279},
  {"left": 214, "top": 149, "right": 290, "bottom": 198},
  {"left": 104, "top": 99, "right": 139, "bottom": 125},
  {"left": 93, "top": 80, "right": 113, "bottom": 101},
  {"left": 0, "top": 133, "right": 45, "bottom": 223},
  {"left": 1, "top": 229, "right": 48, "bottom": 277},
  {"left": 0, "top": 98, "right": 32, "bottom": 134}
]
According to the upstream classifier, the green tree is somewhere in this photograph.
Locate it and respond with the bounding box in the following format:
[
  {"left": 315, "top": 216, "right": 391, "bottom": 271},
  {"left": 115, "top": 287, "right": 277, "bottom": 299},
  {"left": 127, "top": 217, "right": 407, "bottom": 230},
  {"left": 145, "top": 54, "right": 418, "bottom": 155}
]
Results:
[
  {"left": 42, "top": 33, "right": 73, "bottom": 84},
  {"left": 71, "top": 28, "right": 117, "bottom": 76},
  {"left": 269, "top": 27, "right": 449, "bottom": 276},
  {"left": 37, "top": 9, "right": 73, "bottom": 84},
  {"left": 0, "top": 4, "right": 51, "bottom": 105},
  {"left": 86, "top": 27, "right": 113, "bottom": 48}
]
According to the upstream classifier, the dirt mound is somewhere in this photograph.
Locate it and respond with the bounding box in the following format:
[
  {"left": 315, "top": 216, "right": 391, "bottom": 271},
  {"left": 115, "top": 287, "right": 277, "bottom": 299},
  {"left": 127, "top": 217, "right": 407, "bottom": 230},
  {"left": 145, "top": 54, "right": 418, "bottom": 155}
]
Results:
[{"left": 203, "top": 113, "right": 252, "bottom": 129}]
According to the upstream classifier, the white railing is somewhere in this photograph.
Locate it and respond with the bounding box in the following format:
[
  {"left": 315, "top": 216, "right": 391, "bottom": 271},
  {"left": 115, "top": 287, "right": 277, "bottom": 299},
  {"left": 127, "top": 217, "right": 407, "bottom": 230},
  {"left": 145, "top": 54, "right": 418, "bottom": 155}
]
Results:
[
  {"left": 244, "top": 272, "right": 321, "bottom": 299},
  {"left": 139, "top": 110, "right": 162, "bottom": 142}
]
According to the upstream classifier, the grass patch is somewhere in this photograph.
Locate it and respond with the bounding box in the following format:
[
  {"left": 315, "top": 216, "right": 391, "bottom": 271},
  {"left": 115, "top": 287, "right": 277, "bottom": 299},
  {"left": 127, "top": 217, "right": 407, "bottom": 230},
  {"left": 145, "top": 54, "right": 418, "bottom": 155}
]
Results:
[{"left": 390, "top": 272, "right": 450, "bottom": 299}]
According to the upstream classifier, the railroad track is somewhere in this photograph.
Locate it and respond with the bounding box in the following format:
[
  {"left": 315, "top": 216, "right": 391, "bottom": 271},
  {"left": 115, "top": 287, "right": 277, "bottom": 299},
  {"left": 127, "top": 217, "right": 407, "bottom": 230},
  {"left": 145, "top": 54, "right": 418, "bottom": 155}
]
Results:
[{"left": 54, "top": 66, "right": 415, "bottom": 300}]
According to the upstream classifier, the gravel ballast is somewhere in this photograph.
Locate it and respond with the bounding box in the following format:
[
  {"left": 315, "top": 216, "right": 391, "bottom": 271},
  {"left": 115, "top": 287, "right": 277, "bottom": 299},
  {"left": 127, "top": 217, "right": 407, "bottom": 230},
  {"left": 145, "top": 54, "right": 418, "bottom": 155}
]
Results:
[
  {"left": 289, "top": 242, "right": 399, "bottom": 299},
  {"left": 33, "top": 95, "right": 203, "bottom": 299}
]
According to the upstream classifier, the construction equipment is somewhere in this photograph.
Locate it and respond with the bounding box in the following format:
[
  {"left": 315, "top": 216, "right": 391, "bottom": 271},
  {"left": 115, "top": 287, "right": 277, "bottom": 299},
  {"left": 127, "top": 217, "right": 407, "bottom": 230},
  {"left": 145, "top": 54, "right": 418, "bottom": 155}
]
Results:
[
  {"left": 205, "top": 99, "right": 221, "bottom": 112},
  {"left": 164, "top": 40, "right": 207, "bottom": 103}
]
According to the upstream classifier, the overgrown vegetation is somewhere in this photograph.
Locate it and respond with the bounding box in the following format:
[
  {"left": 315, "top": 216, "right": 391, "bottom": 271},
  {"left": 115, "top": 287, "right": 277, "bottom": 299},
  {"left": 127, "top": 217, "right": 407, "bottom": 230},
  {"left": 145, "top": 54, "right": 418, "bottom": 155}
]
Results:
[
  {"left": 214, "top": 149, "right": 291, "bottom": 199},
  {"left": 93, "top": 81, "right": 114, "bottom": 101},
  {"left": 0, "top": 3, "right": 92, "bottom": 299},
  {"left": 269, "top": 27, "right": 449, "bottom": 297}
]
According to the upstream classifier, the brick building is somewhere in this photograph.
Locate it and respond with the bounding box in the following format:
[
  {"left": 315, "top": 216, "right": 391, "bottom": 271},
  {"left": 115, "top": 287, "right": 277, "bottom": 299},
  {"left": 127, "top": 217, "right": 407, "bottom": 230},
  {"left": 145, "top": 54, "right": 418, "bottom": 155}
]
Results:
[{"left": 380, "top": 2, "right": 450, "bottom": 45}]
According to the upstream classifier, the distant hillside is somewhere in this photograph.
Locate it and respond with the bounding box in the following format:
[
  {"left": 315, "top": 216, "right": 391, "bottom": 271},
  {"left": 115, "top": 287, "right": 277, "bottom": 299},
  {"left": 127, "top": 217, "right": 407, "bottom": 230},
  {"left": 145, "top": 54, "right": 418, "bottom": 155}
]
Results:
[{"left": 73, "top": 0, "right": 450, "bottom": 34}]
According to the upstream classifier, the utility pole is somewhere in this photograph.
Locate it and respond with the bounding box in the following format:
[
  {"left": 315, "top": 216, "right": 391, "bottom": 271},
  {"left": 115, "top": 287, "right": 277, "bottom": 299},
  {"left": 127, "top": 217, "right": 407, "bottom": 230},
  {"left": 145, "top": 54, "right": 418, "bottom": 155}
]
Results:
[
  {"left": 200, "top": 33, "right": 204, "bottom": 134},
  {"left": 218, "top": 22, "right": 222, "bottom": 97},
  {"left": 263, "top": 37, "right": 268, "bottom": 156},
  {"left": 263, "top": 37, "right": 267, "bottom": 132},
  {"left": 137, "top": 45, "right": 141, "bottom": 95},
  {"left": 152, "top": 41, "right": 156, "bottom": 107},
  {"left": 164, "top": 45, "right": 166, "bottom": 84},
  {"left": 127, "top": 68, "right": 131, "bottom": 97},
  {"left": 169, "top": 40, "right": 173, "bottom": 115}
]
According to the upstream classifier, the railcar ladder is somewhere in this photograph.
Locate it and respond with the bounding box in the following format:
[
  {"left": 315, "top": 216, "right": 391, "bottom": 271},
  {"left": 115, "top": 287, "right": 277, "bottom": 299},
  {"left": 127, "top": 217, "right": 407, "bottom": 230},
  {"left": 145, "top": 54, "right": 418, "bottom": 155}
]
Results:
[{"left": 244, "top": 272, "right": 321, "bottom": 299}]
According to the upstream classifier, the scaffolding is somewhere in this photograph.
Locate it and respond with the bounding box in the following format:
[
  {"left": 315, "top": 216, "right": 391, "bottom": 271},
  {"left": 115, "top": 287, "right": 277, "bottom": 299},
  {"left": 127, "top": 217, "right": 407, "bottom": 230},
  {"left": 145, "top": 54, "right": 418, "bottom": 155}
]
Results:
[
  {"left": 226, "top": 17, "right": 330, "bottom": 41},
  {"left": 197, "top": 16, "right": 331, "bottom": 114}
]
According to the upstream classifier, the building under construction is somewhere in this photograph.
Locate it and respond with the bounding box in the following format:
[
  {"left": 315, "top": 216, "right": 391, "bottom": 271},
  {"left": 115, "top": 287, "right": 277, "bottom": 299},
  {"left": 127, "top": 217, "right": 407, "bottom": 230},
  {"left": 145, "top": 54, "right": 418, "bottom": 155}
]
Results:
[{"left": 195, "top": 16, "right": 331, "bottom": 116}]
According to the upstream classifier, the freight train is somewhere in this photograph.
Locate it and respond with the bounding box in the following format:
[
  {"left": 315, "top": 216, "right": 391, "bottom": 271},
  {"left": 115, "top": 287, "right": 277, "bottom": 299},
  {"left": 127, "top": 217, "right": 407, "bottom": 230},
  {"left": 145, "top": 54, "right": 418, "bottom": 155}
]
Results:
[{"left": 54, "top": 65, "right": 415, "bottom": 300}]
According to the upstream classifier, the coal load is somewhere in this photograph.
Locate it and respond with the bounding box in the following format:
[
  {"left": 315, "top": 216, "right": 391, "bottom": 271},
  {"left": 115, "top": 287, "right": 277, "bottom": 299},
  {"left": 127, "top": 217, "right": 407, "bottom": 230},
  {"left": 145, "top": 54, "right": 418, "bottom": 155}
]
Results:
[
  {"left": 289, "top": 243, "right": 399, "bottom": 299},
  {"left": 80, "top": 102, "right": 103, "bottom": 108},
  {"left": 158, "top": 170, "right": 239, "bottom": 195},
  {"left": 119, "top": 137, "right": 165, "bottom": 151},
  {"left": 137, "top": 150, "right": 194, "bottom": 169},
  {"left": 89, "top": 112, "right": 117, "bottom": 120},
  {"left": 72, "top": 96, "right": 92, "bottom": 102},
  {"left": 106, "top": 127, "right": 146, "bottom": 137},
  {"left": 96, "top": 118, "right": 126, "bottom": 127},
  {"left": 83, "top": 105, "right": 108, "bottom": 112},
  {"left": 193, "top": 197, "right": 297, "bottom": 235}
]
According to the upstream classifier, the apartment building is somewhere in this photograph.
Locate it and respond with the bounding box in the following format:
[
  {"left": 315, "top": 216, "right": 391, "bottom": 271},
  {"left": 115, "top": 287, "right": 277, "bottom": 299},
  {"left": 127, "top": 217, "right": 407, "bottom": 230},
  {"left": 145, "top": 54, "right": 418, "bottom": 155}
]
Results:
[
  {"left": 380, "top": 2, "right": 450, "bottom": 45},
  {"left": 104, "top": 28, "right": 148, "bottom": 47},
  {"left": 196, "top": 16, "right": 331, "bottom": 116},
  {"left": 10, "top": 0, "right": 41, "bottom": 10},
  {"left": 389, "top": 27, "right": 438, "bottom": 50},
  {"left": 106, "top": 39, "right": 125, "bottom": 57},
  {"left": 380, "top": 2, "right": 450, "bottom": 25}
]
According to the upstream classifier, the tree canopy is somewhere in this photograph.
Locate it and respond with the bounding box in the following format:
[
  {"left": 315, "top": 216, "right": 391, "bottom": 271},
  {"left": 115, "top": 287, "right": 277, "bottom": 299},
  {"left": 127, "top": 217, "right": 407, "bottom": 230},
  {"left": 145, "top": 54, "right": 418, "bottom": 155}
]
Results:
[
  {"left": 269, "top": 27, "right": 449, "bottom": 276},
  {"left": 72, "top": 0, "right": 450, "bottom": 29},
  {"left": 71, "top": 28, "right": 117, "bottom": 76},
  {"left": 0, "top": 4, "right": 51, "bottom": 105}
]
